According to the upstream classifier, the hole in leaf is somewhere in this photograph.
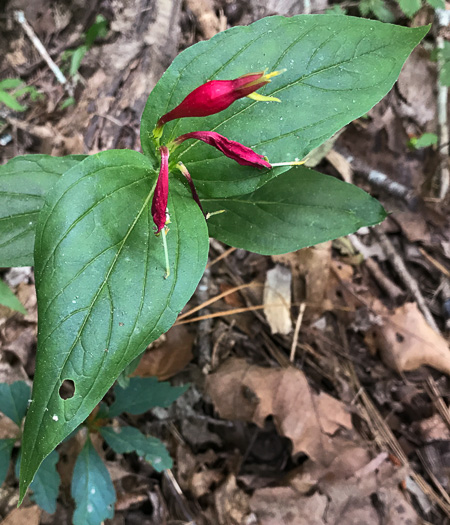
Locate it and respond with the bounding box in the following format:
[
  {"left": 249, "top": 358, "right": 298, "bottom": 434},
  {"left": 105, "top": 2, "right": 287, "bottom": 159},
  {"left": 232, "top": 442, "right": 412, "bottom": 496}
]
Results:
[
  {"left": 59, "top": 379, "right": 75, "bottom": 400},
  {"left": 395, "top": 332, "right": 405, "bottom": 343}
]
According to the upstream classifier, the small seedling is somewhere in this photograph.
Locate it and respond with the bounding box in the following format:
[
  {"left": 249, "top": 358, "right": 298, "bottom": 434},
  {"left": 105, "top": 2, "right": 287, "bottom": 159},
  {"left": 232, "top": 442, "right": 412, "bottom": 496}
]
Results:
[{"left": 0, "top": 378, "right": 186, "bottom": 523}]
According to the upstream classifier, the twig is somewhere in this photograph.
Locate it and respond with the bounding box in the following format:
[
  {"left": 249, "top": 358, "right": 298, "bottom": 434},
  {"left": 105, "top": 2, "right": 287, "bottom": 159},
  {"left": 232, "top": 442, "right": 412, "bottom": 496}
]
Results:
[
  {"left": 339, "top": 148, "right": 417, "bottom": 208},
  {"left": 349, "top": 234, "right": 404, "bottom": 301},
  {"left": 290, "top": 303, "right": 306, "bottom": 362},
  {"left": 14, "top": 10, "right": 73, "bottom": 96},
  {"left": 196, "top": 265, "right": 212, "bottom": 370},
  {"left": 434, "top": 15, "right": 450, "bottom": 199},
  {"left": 372, "top": 229, "right": 440, "bottom": 334},
  {"left": 163, "top": 470, "right": 197, "bottom": 524},
  {"left": 178, "top": 282, "right": 259, "bottom": 320},
  {"left": 206, "top": 246, "right": 236, "bottom": 269}
]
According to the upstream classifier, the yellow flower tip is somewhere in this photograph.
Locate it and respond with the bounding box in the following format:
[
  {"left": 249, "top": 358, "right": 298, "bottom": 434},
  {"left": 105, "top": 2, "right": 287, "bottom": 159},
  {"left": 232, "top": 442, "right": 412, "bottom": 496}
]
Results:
[
  {"left": 205, "top": 209, "right": 226, "bottom": 220},
  {"left": 271, "top": 160, "right": 306, "bottom": 167},
  {"left": 262, "top": 68, "right": 287, "bottom": 81},
  {"left": 246, "top": 93, "right": 281, "bottom": 103}
]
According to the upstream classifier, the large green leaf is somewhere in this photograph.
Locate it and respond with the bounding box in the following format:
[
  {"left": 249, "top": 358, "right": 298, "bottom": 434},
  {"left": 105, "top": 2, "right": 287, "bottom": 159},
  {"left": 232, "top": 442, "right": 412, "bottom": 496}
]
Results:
[
  {"left": 108, "top": 376, "right": 188, "bottom": 417},
  {"left": 204, "top": 166, "right": 386, "bottom": 255},
  {"left": 0, "top": 381, "right": 31, "bottom": 426},
  {"left": 71, "top": 438, "right": 115, "bottom": 525},
  {"left": 0, "top": 154, "right": 85, "bottom": 267},
  {"left": 101, "top": 426, "right": 172, "bottom": 471},
  {"left": 141, "top": 15, "right": 428, "bottom": 198},
  {"left": 19, "top": 150, "right": 209, "bottom": 501}
]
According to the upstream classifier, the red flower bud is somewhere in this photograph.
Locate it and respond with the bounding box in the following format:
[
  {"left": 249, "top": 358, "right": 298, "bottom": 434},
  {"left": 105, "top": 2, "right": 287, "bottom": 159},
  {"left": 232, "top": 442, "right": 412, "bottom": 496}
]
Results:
[
  {"left": 174, "top": 131, "right": 271, "bottom": 169},
  {"left": 151, "top": 146, "right": 169, "bottom": 233},
  {"left": 156, "top": 70, "right": 283, "bottom": 130}
]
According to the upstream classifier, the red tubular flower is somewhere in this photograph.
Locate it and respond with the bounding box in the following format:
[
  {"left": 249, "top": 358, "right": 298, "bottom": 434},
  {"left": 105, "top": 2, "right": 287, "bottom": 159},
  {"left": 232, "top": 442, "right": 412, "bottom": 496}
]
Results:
[
  {"left": 151, "top": 146, "right": 169, "bottom": 233},
  {"left": 174, "top": 131, "right": 271, "bottom": 169},
  {"left": 155, "top": 70, "right": 284, "bottom": 131}
]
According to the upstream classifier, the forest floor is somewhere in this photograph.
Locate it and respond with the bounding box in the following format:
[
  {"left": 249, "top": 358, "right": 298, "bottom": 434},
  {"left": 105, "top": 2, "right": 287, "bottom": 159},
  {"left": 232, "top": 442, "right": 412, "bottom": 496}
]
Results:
[{"left": 0, "top": 0, "right": 449, "bottom": 524}]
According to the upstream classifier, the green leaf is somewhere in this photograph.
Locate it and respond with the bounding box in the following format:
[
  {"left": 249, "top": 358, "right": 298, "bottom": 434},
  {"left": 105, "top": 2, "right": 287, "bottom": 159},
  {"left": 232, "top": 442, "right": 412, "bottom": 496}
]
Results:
[
  {"left": 0, "top": 154, "right": 86, "bottom": 267},
  {"left": 85, "top": 15, "right": 109, "bottom": 47},
  {"left": 19, "top": 150, "right": 209, "bottom": 502},
  {"left": 0, "top": 381, "right": 31, "bottom": 425},
  {"left": 396, "top": 0, "right": 422, "bottom": 17},
  {"left": 16, "top": 450, "right": 60, "bottom": 514},
  {"left": 369, "top": 0, "right": 396, "bottom": 23},
  {"left": 0, "top": 439, "right": 15, "bottom": 486},
  {"left": 60, "top": 96, "right": 76, "bottom": 110},
  {"left": 426, "top": 0, "right": 445, "bottom": 8},
  {"left": 100, "top": 426, "right": 172, "bottom": 471},
  {"left": 409, "top": 132, "right": 438, "bottom": 149},
  {"left": 0, "top": 279, "right": 27, "bottom": 314},
  {"left": 109, "top": 377, "right": 188, "bottom": 417},
  {"left": 141, "top": 15, "right": 428, "bottom": 198},
  {"left": 70, "top": 45, "right": 89, "bottom": 77},
  {"left": 71, "top": 438, "right": 115, "bottom": 525},
  {"left": 204, "top": 166, "right": 387, "bottom": 255},
  {"left": 0, "top": 90, "right": 27, "bottom": 112},
  {"left": 0, "top": 79, "right": 24, "bottom": 90}
]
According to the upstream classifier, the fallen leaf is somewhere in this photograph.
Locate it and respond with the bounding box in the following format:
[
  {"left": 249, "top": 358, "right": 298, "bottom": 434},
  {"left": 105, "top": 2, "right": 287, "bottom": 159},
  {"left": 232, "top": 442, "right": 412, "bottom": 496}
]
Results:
[
  {"left": 250, "top": 488, "right": 327, "bottom": 525},
  {"left": 215, "top": 475, "right": 251, "bottom": 525},
  {"left": 0, "top": 505, "right": 41, "bottom": 525},
  {"left": 133, "top": 325, "right": 194, "bottom": 380},
  {"left": 251, "top": 458, "right": 419, "bottom": 525},
  {"left": 370, "top": 302, "right": 450, "bottom": 375},
  {"left": 326, "top": 149, "right": 353, "bottom": 183},
  {"left": 206, "top": 358, "right": 352, "bottom": 464},
  {"left": 263, "top": 265, "right": 292, "bottom": 335},
  {"left": 273, "top": 242, "right": 332, "bottom": 320}
]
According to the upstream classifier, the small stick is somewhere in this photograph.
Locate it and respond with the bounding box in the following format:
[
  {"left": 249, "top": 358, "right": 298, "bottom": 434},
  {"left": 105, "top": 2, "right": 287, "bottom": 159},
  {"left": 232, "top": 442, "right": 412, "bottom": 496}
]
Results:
[
  {"left": 206, "top": 246, "right": 236, "bottom": 269},
  {"left": 372, "top": 228, "right": 440, "bottom": 334},
  {"left": 14, "top": 10, "right": 72, "bottom": 95},
  {"left": 290, "top": 302, "right": 306, "bottom": 362},
  {"left": 339, "top": 148, "right": 417, "bottom": 208},
  {"left": 434, "top": 21, "right": 450, "bottom": 199}
]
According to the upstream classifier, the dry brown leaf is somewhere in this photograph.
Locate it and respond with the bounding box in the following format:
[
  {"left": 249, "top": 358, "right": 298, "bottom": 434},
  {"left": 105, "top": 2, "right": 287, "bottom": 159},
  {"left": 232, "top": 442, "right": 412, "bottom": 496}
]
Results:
[
  {"left": 393, "top": 211, "right": 431, "bottom": 244},
  {"left": 185, "top": 0, "right": 222, "bottom": 39},
  {"left": 273, "top": 242, "right": 332, "bottom": 320},
  {"left": 263, "top": 264, "right": 292, "bottom": 335},
  {"left": 371, "top": 302, "right": 450, "bottom": 375},
  {"left": 206, "top": 358, "right": 352, "bottom": 464},
  {"left": 326, "top": 149, "right": 353, "bottom": 183},
  {"left": 214, "top": 475, "right": 251, "bottom": 525},
  {"left": 251, "top": 458, "right": 419, "bottom": 525},
  {"left": 0, "top": 505, "right": 41, "bottom": 525},
  {"left": 395, "top": 47, "right": 436, "bottom": 131},
  {"left": 133, "top": 325, "right": 194, "bottom": 380},
  {"left": 250, "top": 488, "right": 327, "bottom": 525}
]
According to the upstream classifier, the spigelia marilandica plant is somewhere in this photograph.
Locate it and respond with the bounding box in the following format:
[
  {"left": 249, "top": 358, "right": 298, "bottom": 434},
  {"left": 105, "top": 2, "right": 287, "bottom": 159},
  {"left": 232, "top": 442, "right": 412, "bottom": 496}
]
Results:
[{"left": 0, "top": 14, "right": 429, "bottom": 504}]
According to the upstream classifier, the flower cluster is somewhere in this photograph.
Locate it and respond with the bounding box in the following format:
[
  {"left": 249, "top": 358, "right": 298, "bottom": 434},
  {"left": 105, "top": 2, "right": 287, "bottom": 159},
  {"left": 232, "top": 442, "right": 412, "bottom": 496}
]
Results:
[{"left": 151, "top": 69, "right": 294, "bottom": 233}]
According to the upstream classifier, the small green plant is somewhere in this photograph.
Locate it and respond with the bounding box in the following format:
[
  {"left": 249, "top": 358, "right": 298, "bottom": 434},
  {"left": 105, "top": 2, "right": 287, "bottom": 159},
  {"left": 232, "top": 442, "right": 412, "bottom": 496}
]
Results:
[
  {"left": 0, "top": 378, "right": 186, "bottom": 523},
  {"left": 61, "top": 15, "right": 109, "bottom": 78},
  {"left": 408, "top": 132, "right": 438, "bottom": 149},
  {"left": 0, "top": 79, "right": 42, "bottom": 112},
  {"left": 0, "top": 14, "right": 429, "bottom": 505},
  {"left": 0, "top": 279, "right": 26, "bottom": 314},
  {"left": 359, "top": 0, "right": 396, "bottom": 23}
]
